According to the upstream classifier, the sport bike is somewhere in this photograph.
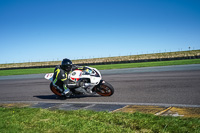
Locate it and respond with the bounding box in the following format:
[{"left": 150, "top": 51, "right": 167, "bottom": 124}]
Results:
[{"left": 44, "top": 66, "right": 114, "bottom": 97}]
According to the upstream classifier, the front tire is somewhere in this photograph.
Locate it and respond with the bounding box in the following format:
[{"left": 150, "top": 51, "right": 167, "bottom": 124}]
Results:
[{"left": 95, "top": 81, "right": 114, "bottom": 96}]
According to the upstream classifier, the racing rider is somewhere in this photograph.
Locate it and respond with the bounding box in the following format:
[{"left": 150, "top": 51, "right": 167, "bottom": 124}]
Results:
[{"left": 52, "top": 58, "right": 86, "bottom": 96}]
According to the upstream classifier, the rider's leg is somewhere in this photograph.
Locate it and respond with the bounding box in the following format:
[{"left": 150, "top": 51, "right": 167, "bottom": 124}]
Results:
[
  {"left": 53, "top": 82, "right": 70, "bottom": 96},
  {"left": 63, "top": 84, "right": 71, "bottom": 96},
  {"left": 52, "top": 82, "right": 63, "bottom": 92}
]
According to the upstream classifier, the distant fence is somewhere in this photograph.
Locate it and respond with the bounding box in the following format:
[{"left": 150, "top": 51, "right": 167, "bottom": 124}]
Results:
[{"left": 1, "top": 55, "right": 200, "bottom": 70}]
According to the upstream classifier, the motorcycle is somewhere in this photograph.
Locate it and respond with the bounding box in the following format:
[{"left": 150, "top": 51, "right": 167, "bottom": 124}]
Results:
[{"left": 44, "top": 66, "right": 114, "bottom": 97}]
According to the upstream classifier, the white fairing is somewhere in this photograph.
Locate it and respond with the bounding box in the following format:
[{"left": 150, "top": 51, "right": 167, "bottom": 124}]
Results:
[
  {"left": 70, "top": 70, "right": 82, "bottom": 82},
  {"left": 44, "top": 67, "right": 102, "bottom": 85},
  {"left": 44, "top": 73, "right": 54, "bottom": 81},
  {"left": 69, "top": 67, "right": 102, "bottom": 85}
]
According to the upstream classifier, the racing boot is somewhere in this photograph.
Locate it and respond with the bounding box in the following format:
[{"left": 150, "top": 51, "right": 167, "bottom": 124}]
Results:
[{"left": 62, "top": 88, "right": 71, "bottom": 97}]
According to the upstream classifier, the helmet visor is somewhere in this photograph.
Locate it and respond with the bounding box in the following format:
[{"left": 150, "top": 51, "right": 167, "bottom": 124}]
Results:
[{"left": 63, "top": 65, "right": 72, "bottom": 71}]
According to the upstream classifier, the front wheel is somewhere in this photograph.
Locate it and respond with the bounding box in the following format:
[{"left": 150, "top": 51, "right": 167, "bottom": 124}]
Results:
[{"left": 94, "top": 81, "right": 114, "bottom": 96}]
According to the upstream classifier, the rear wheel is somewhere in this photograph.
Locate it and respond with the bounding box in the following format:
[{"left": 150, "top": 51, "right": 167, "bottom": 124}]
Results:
[
  {"left": 95, "top": 81, "right": 114, "bottom": 96},
  {"left": 50, "top": 82, "right": 62, "bottom": 96}
]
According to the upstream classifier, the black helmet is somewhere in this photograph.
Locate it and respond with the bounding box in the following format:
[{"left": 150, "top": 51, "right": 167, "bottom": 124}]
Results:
[{"left": 61, "top": 58, "right": 72, "bottom": 72}]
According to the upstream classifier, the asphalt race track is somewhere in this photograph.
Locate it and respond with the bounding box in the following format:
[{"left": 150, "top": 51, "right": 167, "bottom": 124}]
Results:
[{"left": 0, "top": 64, "right": 200, "bottom": 108}]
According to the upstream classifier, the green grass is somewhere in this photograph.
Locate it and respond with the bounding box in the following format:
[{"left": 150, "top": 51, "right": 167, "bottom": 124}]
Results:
[
  {"left": 0, "top": 59, "right": 200, "bottom": 76},
  {"left": 91, "top": 58, "right": 200, "bottom": 70},
  {"left": 0, "top": 68, "right": 54, "bottom": 76},
  {"left": 0, "top": 107, "right": 199, "bottom": 133}
]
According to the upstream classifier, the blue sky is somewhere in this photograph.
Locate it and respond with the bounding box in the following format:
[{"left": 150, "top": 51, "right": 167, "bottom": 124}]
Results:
[{"left": 0, "top": 0, "right": 200, "bottom": 64}]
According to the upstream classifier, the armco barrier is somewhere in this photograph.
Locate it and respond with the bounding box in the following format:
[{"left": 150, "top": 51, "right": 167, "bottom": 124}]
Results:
[{"left": 0, "top": 56, "right": 200, "bottom": 70}]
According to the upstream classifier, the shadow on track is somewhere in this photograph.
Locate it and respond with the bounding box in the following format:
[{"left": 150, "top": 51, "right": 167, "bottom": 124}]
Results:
[
  {"left": 34, "top": 95, "right": 58, "bottom": 100},
  {"left": 34, "top": 94, "right": 100, "bottom": 100}
]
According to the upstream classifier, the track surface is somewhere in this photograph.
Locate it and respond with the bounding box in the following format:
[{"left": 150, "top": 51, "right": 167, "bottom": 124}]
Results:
[{"left": 0, "top": 64, "right": 200, "bottom": 107}]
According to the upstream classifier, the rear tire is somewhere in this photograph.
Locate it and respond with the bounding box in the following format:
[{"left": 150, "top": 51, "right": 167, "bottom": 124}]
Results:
[
  {"left": 95, "top": 81, "right": 114, "bottom": 96},
  {"left": 50, "top": 82, "right": 62, "bottom": 96}
]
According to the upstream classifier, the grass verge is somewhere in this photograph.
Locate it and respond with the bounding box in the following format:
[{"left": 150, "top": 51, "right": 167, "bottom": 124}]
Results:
[
  {"left": 0, "top": 107, "right": 199, "bottom": 133},
  {"left": 91, "top": 58, "right": 200, "bottom": 70},
  {"left": 0, "top": 59, "right": 200, "bottom": 76}
]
